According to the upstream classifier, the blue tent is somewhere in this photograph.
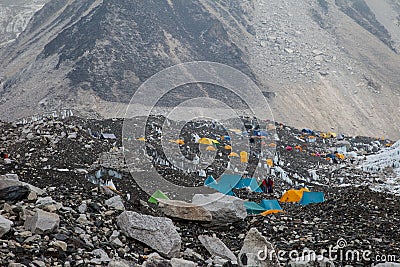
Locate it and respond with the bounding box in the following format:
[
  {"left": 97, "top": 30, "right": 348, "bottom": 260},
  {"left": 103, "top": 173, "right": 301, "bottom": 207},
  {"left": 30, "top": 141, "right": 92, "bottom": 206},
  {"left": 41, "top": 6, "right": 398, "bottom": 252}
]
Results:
[
  {"left": 326, "top": 154, "right": 336, "bottom": 160},
  {"left": 204, "top": 174, "right": 242, "bottom": 196},
  {"left": 260, "top": 199, "right": 282, "bottom": 210},
  {"left": 244, "top": 202, "right": 266, "bottom": 215},
  {"left": 299, "top": 192, "right": 325, "bottom": 206},
  {"left": 223, "top": 135, "right": 231, "bottom": 141},
  {"left": 253, "top": 130, "right": 268, "bottom": 137},
  {"left": 204, "top": 176, "right": 216, "bottom": 186},
  {"left": 235, "top": 178, "right": 263, "bottom": 192},
  {"left": 301, "top": 129, "right": 313, "bottom": 135}
]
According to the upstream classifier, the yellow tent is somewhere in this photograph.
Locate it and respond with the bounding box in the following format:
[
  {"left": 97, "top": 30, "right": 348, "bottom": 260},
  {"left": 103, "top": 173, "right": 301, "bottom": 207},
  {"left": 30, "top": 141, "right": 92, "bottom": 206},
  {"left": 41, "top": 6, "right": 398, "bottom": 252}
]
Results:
[
  {"left": 198, "top": 137, "right": 219, "bottom": 145},
  {"left": 229, "top": 129, "right": 242, "bottom": 133},
  {"left": 327, "top": 132, "right": 337, "bottom": 138},
  {"left": 240, "top": 151, "right": 248, "bottom": 163},
  {"left": 268, "top": 143, "right": 277, "bottom": 147},
  {"left": 169, "top": 139, "right": 185, "bottom": 145},
  {"left": 336, "top": 153, "right": 345, "bottom": 160},
  {"left": 206, "top": 146, "right": 216, "bottom": 151},
  {"left": 228, "top": 152, "right": 239, "bottom": 157},
  {"left": 266, "top": 159, "right": 273, "bottom": 167},
  {"left": 279, "top": 188, "right": 310, "bottom": 203},
  {"left": 320, "top": 133, "right": 328, "bottom": 138},
  {"left": 137, "top": 137, "right": 146, "bottom": 141},
  {"left": 224, "top": 145, "right": 232, "bottom": 150}
]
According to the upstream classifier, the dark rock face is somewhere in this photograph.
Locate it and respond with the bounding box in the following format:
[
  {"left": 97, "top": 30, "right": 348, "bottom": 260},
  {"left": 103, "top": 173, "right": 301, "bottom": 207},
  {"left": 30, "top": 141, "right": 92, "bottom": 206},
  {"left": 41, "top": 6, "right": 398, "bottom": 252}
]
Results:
[
  {"left": 335, "top": 0, "right": 396, "bottom": 52},
  {"left": 36, "top": 0, "right": 254, "bottom": 102}
]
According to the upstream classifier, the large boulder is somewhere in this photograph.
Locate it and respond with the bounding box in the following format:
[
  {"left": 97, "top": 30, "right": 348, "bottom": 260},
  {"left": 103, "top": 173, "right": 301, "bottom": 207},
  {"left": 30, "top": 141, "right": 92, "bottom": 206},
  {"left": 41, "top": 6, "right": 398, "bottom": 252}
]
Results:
[
  {"left": 192, "top": 193, "right": 247, "bottom": 223},
  {"left": 24, "top": 209, "right": 60, "bottom": 234},
  {"left": 117, "top": 211, "right": 181, "bottom": 258},
  {"left": 238, "top": 228, "right": 280, "bottom": 267},
  {"left": 0, "top": 215, "right": 12, "bottom": 238},
  {"left": 198, "top": 235, "right": 237, "bottom": 263},
  {"left": 0, "top": 176, "right": 44, "bottom": 201},
  {"left": 158, "top": 199, "right": 212, "bottom": 222}
]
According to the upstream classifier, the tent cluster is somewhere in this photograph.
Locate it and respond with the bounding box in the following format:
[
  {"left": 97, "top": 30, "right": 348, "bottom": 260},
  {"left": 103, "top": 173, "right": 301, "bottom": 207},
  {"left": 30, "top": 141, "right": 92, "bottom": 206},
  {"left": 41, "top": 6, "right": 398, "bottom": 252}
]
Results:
[
  {"left": 244, "top": 200, "right": 283, "bottom": 215},
  {"left": 244, "top": 188, "right": 325, "bottom": 215},
  {"left": 280, "top": 188, "right": 324, "bottom": 205}
]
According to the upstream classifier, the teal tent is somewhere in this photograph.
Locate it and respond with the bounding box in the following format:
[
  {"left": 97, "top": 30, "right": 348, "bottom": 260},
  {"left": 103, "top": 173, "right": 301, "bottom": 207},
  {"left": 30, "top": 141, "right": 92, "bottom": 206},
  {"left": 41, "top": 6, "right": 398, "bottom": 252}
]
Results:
[
  {"left": 299, "top": 192, "right": 325, "bottom": 206},
  {"left": 235, "top": 178, "right": 263, "bottom": 192},
  {"left": 260, "top": 199, "right": 282, "bottom": 210},
  {"left": 204, "top": 176, "right": 216, "bottom": 186},
  {"left": 244, "top": 202, "right": 266, "bottom": 215},
  {"left": 204, "top": 174, "right": 241, "bottom": 196}
]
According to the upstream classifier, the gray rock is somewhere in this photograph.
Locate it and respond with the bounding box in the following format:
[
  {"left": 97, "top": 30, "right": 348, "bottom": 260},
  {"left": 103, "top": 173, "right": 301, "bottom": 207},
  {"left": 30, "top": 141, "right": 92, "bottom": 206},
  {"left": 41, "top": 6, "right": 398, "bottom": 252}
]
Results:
[
  {"left": 31, "top": 260, "right": 45, "bottom": 267},
  {"left": 91, "top": 248, "right": 111, "bottom": 264},
  {"left": 35, "top": 196, "right": 62, "bottom": 211},
  {"left": 158, "top": 199, "right": 212, "bottom": 222},
  {"left": 198, "top": 235, "right": 237, "bottom": 263},
  {"left": 5, "top": 174, "right": 19, "bottom": 181},
  {"left": 78, "top": 203, "right": 87, "bottom": 213},
  {"left": 170, "top": 258, "right": 197, "bottom": 267},
  {"left": 27, "top": 191, "right": 37, "bottom": 201},
  {"left": 20, "top": 182, "right": 45, "bottom": 196},
  {"left": 117, "top": 211, "right": 181, "bottom": 258},
  {"left": 111, "top": 237, "right": 124, "bottom": 247},
  {"left": 51, "top": 240, "right": 67, "bottom": 251},
  {"left": 77, "top": 214, "right": 91, "bottom": 225},
  {"left": 24, "top": 209, "right": 60, "bottom": 234},
  {"left": 238, "top": 228, "right": 280, "bottom": 267},
  {"left": 192, "top": 193, "right": 247, "bottom": 223},
  {"left": 0, "top": 215, "right": 12, "bottom": 238},
  {"left": 105, "top": 195, "right": 125, "bottom": 211},
  {"left": 8, "top": 263, "right": 27, "bottom": 267},
  {"left": 0, "top": 178, "right": 21, "bottom": 190},
  {"left": 142, "top": 253, "right": 171, "bottom": 267},
  {"left": 109, "top": 230, "right": 120, "bottom": 241},
  {"left": 213, "top": 256, "right": 229, "bottom": 266},
  {"left": 108, "top": 260, "right": 133, "bottom": 267}
]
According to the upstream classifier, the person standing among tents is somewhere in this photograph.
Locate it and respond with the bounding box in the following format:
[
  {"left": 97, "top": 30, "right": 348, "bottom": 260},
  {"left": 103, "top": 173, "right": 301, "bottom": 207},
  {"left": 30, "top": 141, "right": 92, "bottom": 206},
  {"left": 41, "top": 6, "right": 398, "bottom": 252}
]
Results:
[
  {"left": 267, "top": 177, "right": 274, "bottom": 193},
  {"left": 261, "top": 178, "right": 267, "bottom": 193}
]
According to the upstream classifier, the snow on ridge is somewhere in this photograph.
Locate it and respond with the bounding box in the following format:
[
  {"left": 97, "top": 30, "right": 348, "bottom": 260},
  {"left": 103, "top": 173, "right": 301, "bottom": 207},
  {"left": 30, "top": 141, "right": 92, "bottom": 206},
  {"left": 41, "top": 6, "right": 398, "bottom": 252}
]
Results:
[{"left": 362, "top": 140, "right": 400, "bottom": 174}]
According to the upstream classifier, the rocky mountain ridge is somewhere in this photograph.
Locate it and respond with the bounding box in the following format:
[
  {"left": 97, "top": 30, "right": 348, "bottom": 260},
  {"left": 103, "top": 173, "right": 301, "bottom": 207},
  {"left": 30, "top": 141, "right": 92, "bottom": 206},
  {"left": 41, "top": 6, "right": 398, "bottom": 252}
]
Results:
[
  {"left": 0, "top": 0, "right": 399, "bottom": 139},
  {"left": 0, "top": 0, "right": 48, "bottom": 47}
]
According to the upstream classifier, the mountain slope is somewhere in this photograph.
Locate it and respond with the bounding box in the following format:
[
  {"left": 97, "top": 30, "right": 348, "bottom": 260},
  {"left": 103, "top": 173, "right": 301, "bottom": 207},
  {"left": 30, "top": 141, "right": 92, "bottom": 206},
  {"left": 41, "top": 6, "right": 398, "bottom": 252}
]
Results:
[
  {"left": 0, "top": 0, "right": 399, "bottom": 139},
  {"left": 0, "top": 0, "right": 48, "bottom": 47}
]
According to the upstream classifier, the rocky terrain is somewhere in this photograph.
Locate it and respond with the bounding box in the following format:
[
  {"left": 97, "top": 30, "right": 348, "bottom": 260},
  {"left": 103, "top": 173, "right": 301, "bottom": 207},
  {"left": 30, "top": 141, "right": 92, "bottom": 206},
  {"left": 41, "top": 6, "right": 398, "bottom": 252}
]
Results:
[
  {"left": 0, "top": 0, "right": 399, "bottom": 139},
  {"left": 0, "top": 0, "right": 48, "bottom": 46},
  {"left": 0, "top": 115, "right": 399, "bottom": 266}
]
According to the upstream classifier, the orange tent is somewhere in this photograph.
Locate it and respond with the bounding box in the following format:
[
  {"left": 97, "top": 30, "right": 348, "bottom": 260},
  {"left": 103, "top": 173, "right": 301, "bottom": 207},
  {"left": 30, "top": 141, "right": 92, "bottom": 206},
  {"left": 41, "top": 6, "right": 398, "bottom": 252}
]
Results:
[
  {"left": 206, "top": 146, "right": 216, "bottom": 151},
  {"left": 280, "top": 188, "right": 310, "bottom": 203},
  {"left": 228, "top": 152, "right": 239, "bottom": 157}
]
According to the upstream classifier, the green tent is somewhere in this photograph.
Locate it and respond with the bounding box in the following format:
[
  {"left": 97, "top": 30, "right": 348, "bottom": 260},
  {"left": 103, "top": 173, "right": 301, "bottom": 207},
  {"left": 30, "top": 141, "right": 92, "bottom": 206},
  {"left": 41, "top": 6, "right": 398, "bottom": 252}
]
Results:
[{"left": 148, "top": 190, "right": 169, "bottom": 204}]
